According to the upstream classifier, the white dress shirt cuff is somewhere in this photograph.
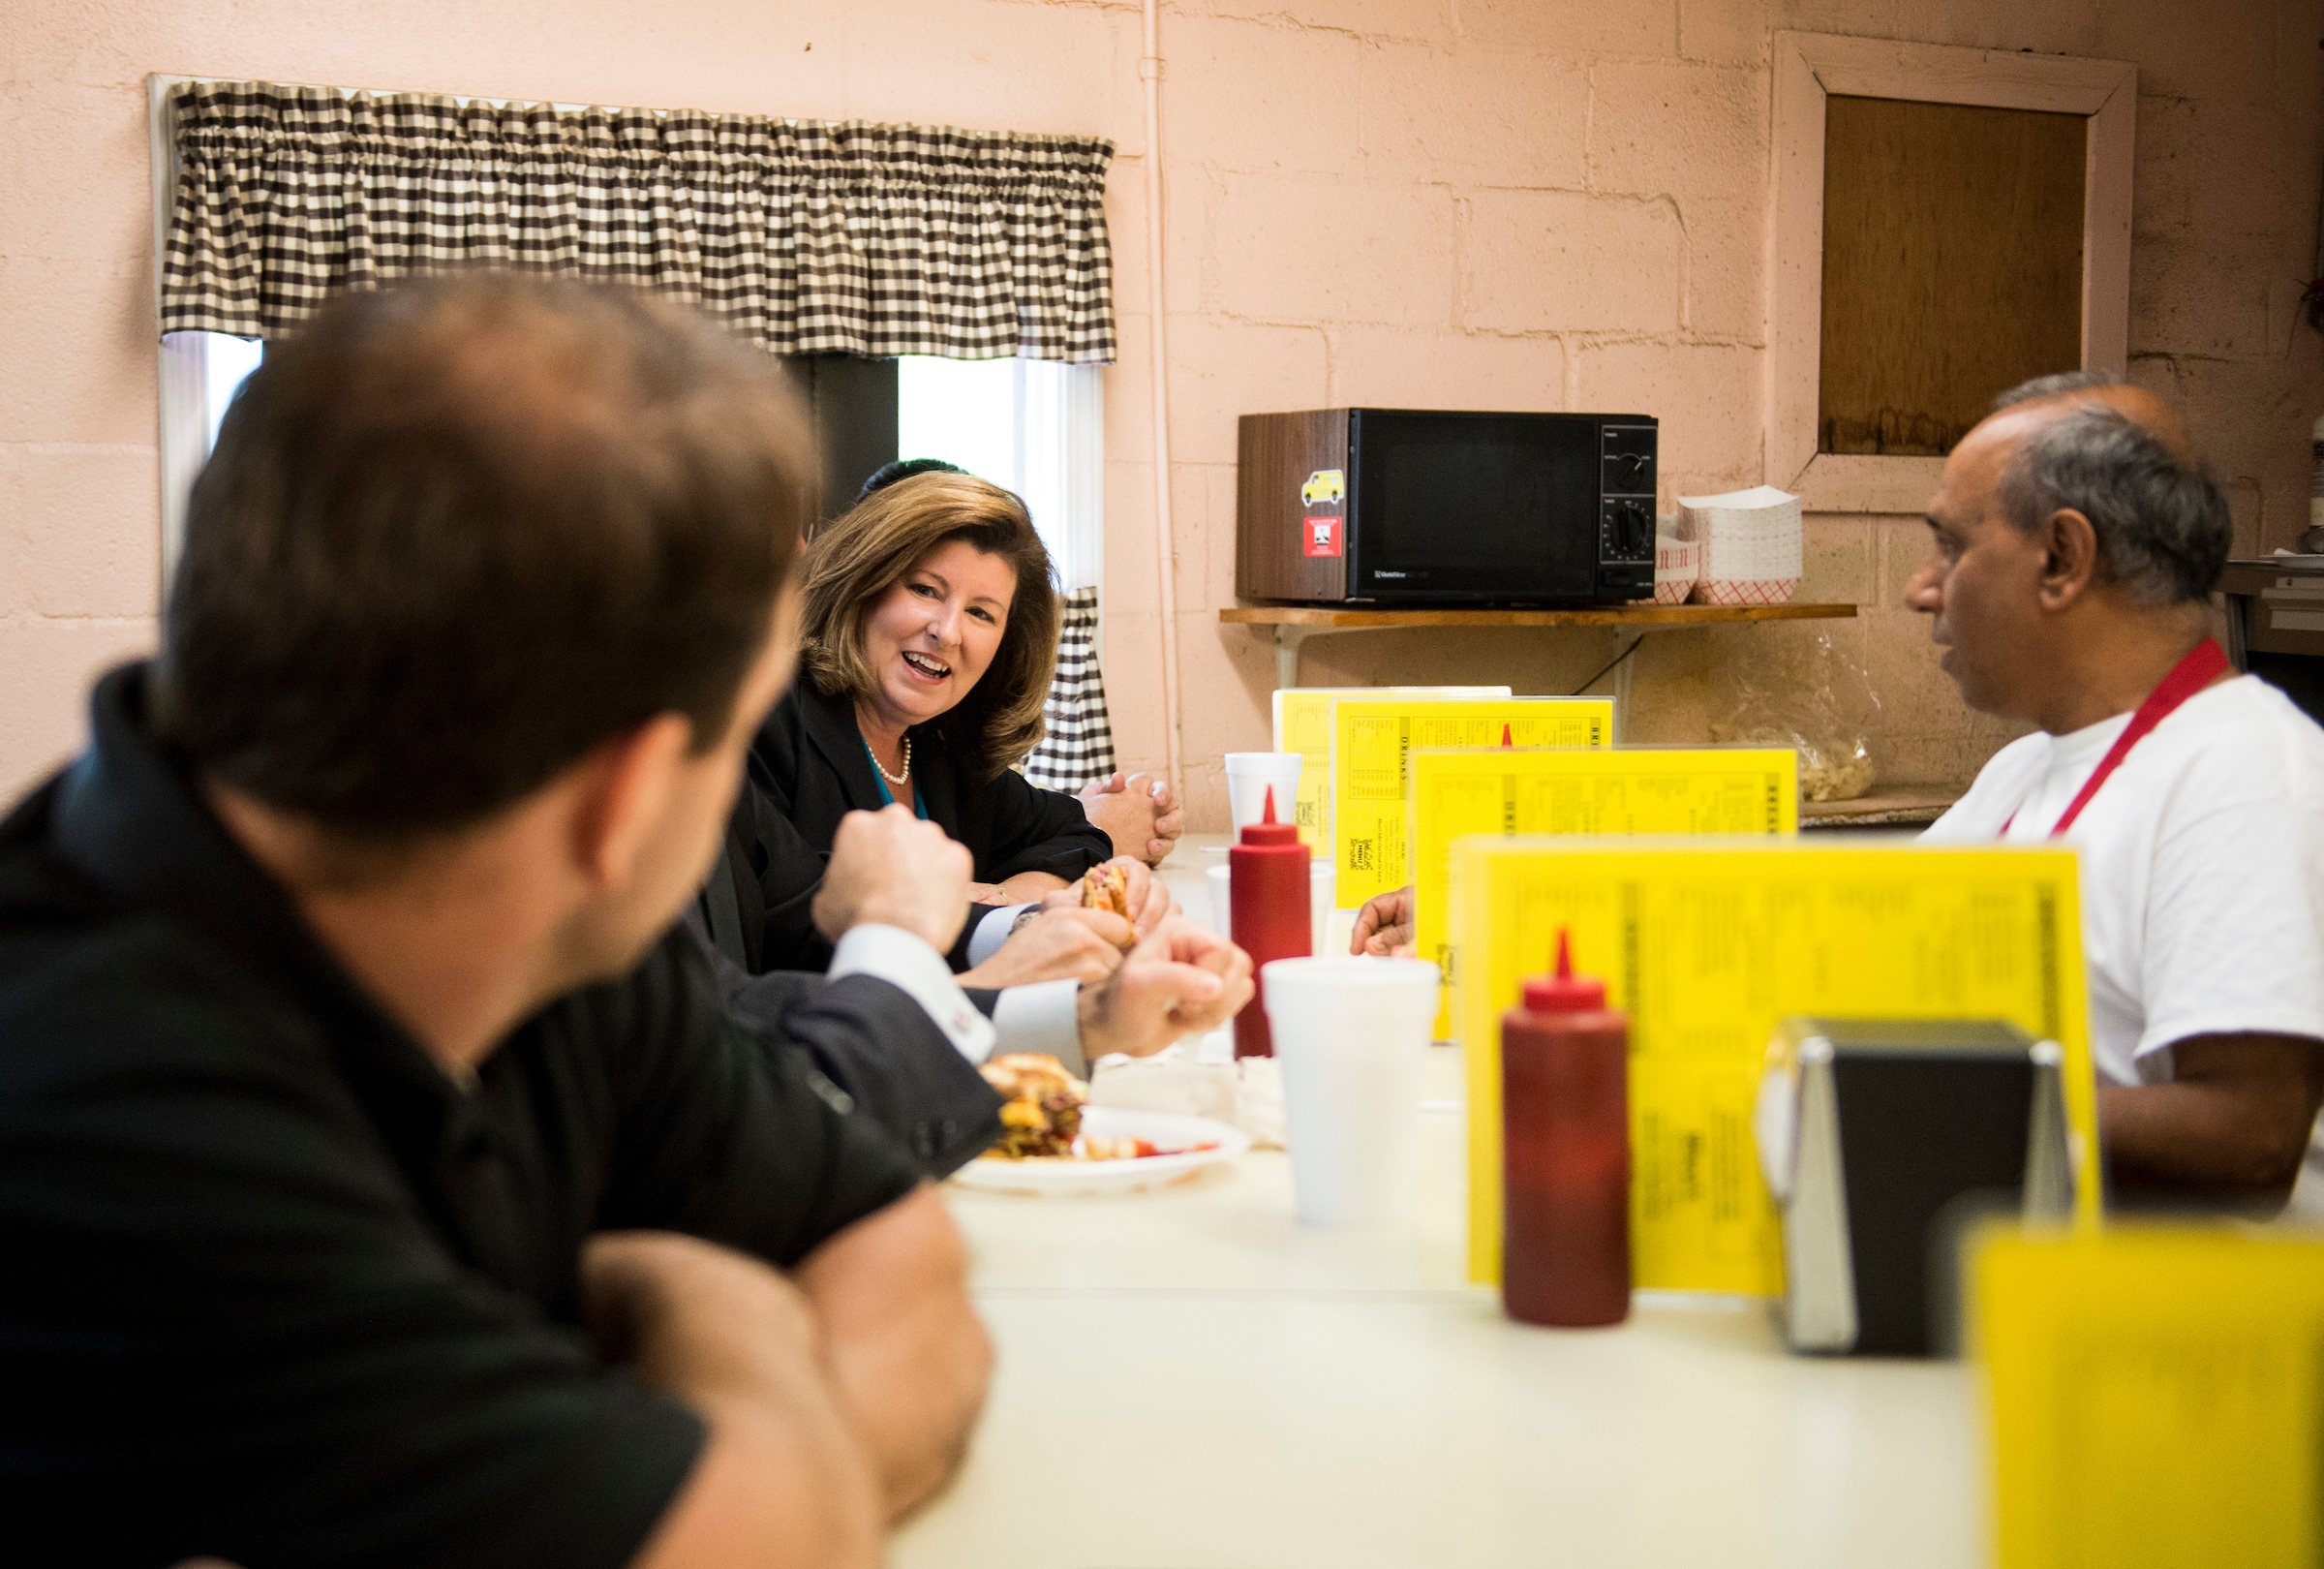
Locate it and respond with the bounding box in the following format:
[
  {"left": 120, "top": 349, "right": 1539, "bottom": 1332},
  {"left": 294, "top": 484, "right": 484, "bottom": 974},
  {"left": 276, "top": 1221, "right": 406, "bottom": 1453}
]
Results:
[
  {"left": 829, "top": 923, "right": 998, "bottom": 1065},
  {"left": 965, "top": 903, "right": 1035, "bottom": 967},
  {"left": 992, "top": 978, "right": 1086, "bottom": 1078}
]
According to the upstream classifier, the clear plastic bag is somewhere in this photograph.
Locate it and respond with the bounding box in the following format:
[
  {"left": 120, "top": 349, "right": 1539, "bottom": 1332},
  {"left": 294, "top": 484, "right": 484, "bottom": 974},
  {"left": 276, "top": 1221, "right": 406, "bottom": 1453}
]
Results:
[{"left": 1708, "top": 631, "right": 1882, "bottom": 802}]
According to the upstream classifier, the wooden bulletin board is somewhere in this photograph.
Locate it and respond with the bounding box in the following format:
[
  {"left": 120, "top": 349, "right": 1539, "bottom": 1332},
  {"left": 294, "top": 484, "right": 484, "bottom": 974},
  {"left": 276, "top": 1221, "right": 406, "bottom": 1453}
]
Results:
[
  {"left": 1764, "top": 33, "right": 2135, "bottom": 512},
  {"left": 1817, "top": 97, "right": 2086, "bottom": 458}
]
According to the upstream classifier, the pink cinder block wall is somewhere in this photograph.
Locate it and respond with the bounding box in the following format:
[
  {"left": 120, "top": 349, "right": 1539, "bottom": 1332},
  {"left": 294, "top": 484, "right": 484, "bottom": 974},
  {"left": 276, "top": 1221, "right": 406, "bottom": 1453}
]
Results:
[{"left": 3, "top": 0, "right": 2319, "bottom": 827}]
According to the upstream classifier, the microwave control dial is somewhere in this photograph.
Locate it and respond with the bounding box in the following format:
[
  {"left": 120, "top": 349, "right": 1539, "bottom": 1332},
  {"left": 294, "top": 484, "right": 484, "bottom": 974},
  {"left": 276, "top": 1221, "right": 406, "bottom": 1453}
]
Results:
[
  {"left": 1600, "top": 423, "right": 1658, "bottom": 501},
  {"left": 1601, "top": 499, "right": 1653, "bottom": 562}
]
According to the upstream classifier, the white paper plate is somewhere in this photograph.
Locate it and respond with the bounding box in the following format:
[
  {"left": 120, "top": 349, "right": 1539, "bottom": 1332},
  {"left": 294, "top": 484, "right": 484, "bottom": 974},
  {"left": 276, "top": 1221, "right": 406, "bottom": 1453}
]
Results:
[{"left": 949, "top": 1106, "right": 1249, "bottom": 1197}]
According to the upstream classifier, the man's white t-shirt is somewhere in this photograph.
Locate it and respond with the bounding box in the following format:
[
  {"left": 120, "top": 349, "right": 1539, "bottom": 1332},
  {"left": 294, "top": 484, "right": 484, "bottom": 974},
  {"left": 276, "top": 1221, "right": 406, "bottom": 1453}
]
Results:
[{"left": 1921, "top": 675, "right": 2324, "bottom": 1218}]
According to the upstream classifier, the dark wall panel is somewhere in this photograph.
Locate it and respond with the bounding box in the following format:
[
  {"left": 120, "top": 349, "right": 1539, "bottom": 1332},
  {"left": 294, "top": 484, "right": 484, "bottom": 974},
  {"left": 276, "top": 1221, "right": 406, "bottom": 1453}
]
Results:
[{"left": 783, "top": 354, "right": 900, "bottom": 520}]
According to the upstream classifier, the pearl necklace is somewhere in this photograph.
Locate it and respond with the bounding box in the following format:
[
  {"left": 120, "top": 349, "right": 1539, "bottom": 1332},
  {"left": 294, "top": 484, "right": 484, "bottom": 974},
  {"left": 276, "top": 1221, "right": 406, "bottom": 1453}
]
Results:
[{"left": 868, "top": 734, "right": 912, "bottom": 786}]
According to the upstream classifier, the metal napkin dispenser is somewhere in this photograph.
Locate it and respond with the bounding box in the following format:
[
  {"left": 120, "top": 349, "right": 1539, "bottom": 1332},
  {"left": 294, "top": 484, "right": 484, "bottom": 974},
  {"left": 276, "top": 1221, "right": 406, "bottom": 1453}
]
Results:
[{"left": 1754, "top": 1017, "right": 2074, "bottom": 1357}]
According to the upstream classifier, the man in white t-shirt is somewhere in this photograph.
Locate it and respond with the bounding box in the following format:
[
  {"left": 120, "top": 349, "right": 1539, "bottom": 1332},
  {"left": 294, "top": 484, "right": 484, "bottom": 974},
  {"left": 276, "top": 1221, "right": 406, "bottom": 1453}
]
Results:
[{"left": 1915, "top": 373, "right": 2324, "bottom": 1217}]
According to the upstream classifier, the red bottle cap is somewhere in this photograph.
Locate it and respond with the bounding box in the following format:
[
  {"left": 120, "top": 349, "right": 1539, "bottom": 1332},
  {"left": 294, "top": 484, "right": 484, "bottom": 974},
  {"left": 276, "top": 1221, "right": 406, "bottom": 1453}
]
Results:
[
  {"left": 1521, "top": 927, "right": 1606, "bottom": 1012},
  {"left": 1238, "top": 784, "right": 1300, "bottom": 846}
]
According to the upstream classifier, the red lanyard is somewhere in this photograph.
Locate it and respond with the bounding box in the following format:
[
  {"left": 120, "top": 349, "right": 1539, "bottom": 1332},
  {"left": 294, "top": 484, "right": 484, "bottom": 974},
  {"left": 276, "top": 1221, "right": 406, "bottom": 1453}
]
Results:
[{"left": 2000, "top": 638, "right": 2230, "bottom": 839}]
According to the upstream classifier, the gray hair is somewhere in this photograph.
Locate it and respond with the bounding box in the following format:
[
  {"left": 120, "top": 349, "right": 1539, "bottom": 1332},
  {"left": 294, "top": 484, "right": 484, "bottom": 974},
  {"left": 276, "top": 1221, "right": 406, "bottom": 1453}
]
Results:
[{"left": 1991, "top": 399, "right": 2230, "bottom": 605}]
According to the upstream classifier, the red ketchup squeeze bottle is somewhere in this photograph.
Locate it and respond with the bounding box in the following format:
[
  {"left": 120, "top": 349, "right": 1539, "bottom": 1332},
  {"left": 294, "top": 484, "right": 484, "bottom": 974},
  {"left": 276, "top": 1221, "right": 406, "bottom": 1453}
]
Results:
[
  {"left": 1228, "top": 785, "right": 1311, "bottom": 1059},
  {"left": 1501, "top": 928, "right": 1631, "bottom": 1327}
]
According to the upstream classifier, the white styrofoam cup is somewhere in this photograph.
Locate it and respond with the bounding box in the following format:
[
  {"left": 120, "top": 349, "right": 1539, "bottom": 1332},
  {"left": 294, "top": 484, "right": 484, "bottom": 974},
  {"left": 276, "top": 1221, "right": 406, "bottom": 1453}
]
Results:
[
  {"left": 1223, "top": 752, "right": 1305, "bottom": 834},
  {"left": 1305, "top": 861, "right": 1336, "bottom": 955},
  {"left": 1261, "top": 956, "right": 1440, "bottom": 1227}
]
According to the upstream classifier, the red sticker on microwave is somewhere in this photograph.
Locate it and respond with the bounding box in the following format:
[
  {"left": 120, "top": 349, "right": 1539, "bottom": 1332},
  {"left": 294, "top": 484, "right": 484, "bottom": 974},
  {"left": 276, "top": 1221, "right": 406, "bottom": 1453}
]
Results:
[{"left": 1302, "top": 514, "right": 1342, "bottom": 558}]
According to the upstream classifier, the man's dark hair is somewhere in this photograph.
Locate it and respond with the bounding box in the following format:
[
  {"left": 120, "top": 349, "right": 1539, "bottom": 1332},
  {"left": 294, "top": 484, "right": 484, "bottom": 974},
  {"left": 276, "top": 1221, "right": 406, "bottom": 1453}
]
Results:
[
  {"left": 1990, "top": 377, "right": 2230, "bottom": 606},
  {"left": 157, "top": 275, "right": 814, "bottom": 836},
  {"left": 856, "top": 456, "right": 966, "bottom": 505}
]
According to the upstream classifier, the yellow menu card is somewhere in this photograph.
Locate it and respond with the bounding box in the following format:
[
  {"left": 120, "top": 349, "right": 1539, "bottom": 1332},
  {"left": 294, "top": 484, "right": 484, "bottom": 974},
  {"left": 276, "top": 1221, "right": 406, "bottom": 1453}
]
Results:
[
  {"left": 1975, "top": 1226, "right": 2324, "bottom": 1569},
  {"left": 1271, "top": 686, "right": 1509, "bottom": 848},
  {"left": 1330, "top": 696, "right": 1613, "bottom": 909},
  {"left": 1452, "top": 840, "right": 2098, "bottom": 1293},
  {"left": 1410, "top": 747, "right": 1797, "bottom": 1037}
]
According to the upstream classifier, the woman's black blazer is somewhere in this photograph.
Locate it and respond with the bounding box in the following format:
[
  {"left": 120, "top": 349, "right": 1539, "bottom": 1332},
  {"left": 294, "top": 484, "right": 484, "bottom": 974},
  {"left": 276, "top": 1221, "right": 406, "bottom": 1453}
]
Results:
[{"left": 731, "top": 679, "right": 1114, "bottom": 973}]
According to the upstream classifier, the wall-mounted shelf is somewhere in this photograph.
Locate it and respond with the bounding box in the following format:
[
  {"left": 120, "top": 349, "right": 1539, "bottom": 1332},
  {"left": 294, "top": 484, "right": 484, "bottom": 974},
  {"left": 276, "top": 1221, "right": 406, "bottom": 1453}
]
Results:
[
  {"left": 1220, "top": 602, "right": 1860, "bottom": 689},
  {"left": 1799, "top": 786, "right": 1959, "bottom": 829}
]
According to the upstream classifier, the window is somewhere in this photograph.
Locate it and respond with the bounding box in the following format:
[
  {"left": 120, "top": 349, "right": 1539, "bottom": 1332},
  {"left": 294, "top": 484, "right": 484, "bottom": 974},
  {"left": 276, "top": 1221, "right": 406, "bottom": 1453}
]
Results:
[
  {"left": 158, "top": 339, "right": 1105, "bottom": 600},
  {"left": 157, "top": 330, "right": 263, "bottom": 584},
  {"left": 146, "top": 74, "right": 1113, "bottom": 599},
  {"left": 151, "top": 77, "right": 266, "bottom": 589},
  {"left": 897, "top": 356, "right": 1104, "bottom": 593}
]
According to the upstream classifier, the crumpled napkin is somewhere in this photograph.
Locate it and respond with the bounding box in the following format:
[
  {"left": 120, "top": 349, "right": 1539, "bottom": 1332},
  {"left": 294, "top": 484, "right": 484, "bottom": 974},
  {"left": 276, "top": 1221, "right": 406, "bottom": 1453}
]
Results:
[{"left": 1089, "top": 1031, "right": 1285, "bottom": 1149}]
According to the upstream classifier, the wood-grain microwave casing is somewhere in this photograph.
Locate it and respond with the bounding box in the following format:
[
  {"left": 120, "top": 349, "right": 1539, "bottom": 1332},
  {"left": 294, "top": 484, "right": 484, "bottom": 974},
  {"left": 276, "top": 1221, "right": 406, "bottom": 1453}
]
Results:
[
  {"left": 1237, "top": 410, "right": 1351, "bottom": 601},
  {"left": 1235, "top": 407, "right": 1660, "bottom": 605}
]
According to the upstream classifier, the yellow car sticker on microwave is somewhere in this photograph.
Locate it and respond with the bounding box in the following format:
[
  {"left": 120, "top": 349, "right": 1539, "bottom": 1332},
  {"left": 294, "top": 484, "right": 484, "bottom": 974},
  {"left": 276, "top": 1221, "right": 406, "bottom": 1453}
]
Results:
[{"left": 1300, "top": 469, "right": 1345, "bottom": 507}]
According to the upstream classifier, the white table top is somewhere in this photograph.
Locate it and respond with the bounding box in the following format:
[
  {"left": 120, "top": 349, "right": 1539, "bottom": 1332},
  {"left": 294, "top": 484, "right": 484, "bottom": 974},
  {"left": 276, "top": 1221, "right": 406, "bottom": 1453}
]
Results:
[{"left": 892, "top": 838, "right": 1983, "bottom": 1569}]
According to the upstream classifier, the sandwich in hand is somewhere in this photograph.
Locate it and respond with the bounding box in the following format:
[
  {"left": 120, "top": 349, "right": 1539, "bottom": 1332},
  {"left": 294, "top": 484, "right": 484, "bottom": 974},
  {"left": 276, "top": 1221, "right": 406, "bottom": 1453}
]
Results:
[{"left": 1079, "top": 862, "right": 1138, "bottom": 950}]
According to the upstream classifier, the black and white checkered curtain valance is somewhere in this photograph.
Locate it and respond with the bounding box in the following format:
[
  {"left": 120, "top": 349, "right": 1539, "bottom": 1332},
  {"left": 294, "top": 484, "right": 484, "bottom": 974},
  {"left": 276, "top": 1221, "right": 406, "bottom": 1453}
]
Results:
[
  {"left": 1021, "top": 587, "right": 1116, "bottom": 793},
  {"left": 161, "top": 80, "right": 1116, "bottom": 362}
]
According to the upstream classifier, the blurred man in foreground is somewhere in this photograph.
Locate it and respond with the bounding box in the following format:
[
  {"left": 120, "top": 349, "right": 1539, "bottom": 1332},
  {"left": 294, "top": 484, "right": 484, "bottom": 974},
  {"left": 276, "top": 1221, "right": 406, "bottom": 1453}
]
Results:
[
  {"left": 0, "top": 277, "right": 987, "bottom": 1567},
  {"left": 1915, "top": 373, "right": 2324, "bottom": 1215}
]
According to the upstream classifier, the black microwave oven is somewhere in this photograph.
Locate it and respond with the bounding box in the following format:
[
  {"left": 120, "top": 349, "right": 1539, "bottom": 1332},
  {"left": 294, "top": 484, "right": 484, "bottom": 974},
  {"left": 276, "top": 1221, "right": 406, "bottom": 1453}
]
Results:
[{"left": 1234, "top": 408, "right": 1658, "bottom": 604}]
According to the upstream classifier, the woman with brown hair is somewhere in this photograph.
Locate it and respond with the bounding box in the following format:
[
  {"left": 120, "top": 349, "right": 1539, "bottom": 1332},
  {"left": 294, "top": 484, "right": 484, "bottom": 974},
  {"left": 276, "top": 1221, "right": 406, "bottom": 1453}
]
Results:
[{"left": 737, "top": 469, "right": 1177, "bottom": 972}]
